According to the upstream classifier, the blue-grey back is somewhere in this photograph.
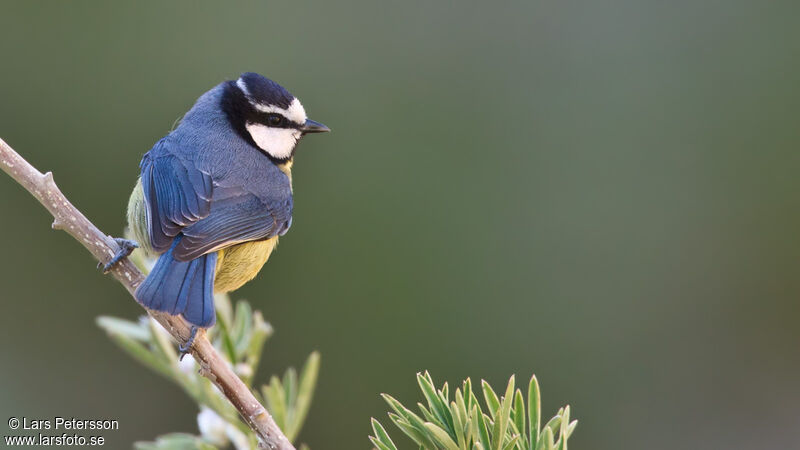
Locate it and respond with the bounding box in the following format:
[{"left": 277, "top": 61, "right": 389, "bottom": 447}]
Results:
[{"left": 159, "top": 83, "right": 292, "bottom": 204}]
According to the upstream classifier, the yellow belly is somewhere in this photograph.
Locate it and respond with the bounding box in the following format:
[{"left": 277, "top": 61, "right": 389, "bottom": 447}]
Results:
[{"left": 214, "top": 238, "right": 278, "bottom": 293}]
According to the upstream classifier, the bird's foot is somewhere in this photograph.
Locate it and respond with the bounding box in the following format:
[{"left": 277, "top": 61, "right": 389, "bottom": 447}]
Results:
[
  {"left": 179, "top": 326, "right": 198, "bottom": 361},
  {"left": 99, "top": 238, "right": 138, "bottom": 273}
]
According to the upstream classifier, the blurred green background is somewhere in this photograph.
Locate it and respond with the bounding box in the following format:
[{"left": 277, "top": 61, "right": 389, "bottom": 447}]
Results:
[{"left": 1, "top": 1, "right": 799, "bottom": 448}]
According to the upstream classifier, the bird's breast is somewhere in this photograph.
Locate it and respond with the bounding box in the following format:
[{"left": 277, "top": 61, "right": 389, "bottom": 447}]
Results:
[{"left": 214, "top": 238, "right": 278, "bottom": 293}]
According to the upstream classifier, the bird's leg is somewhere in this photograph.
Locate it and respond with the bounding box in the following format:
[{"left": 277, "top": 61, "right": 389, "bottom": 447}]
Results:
[
  {"left": 99, "top": 238, "right": 138, "bottom": 273},
  {"left": 179, "top": 326, "right": 198, "bottom": 360}
]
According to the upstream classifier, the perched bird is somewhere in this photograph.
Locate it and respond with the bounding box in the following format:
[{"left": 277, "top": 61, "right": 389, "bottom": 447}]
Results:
[{"left": 108, "top": 72, "right": 329, "bottom": 349}]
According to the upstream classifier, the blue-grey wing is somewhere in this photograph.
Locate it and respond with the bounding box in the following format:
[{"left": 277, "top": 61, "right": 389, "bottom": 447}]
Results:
[
  {"left": 173, "top": 190, "right": 293, "bottom": 261},
  {"left": 140, "top": 139, "right": 213, "bottom": 252}
]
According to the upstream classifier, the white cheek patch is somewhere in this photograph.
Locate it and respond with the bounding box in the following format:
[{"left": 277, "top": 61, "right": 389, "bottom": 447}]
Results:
[{"left": 245, "top": 122, "right": 301, "bottom": 160}]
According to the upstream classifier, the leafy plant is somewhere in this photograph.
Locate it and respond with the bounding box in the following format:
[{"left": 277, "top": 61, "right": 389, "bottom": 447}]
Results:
[
  {"left": 97, "top": 289, "right": 319, "bottom": 450},
  {"left": 95, "top": 246, "right": 575, "bottom": 450},
  {"left": 370, "top": 372, "right": 576, "bottom": 450}
]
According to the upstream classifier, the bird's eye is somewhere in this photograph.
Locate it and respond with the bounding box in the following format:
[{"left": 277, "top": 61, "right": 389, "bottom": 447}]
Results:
[{"left": 267, "top": 114, "right": 283, "bottom": 126}]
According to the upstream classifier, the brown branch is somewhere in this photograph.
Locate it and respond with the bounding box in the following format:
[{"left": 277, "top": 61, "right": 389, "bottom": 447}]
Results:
[{"left": 0, "top": 137, "right": 295, "bottom": 450}]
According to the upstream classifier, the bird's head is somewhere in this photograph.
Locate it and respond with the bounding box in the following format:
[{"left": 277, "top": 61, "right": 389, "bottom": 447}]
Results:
[{"left": 221, "top": 72, "right": 329, "bottom": 163}]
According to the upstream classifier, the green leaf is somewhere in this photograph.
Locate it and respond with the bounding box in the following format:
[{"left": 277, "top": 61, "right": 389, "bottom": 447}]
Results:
[
  {"left": 481, "top": 380, "right": 501, "bottom": 419},
  {"left": 449, "top": 401, "right": 466, "bottom": 449},
  {"left": 491, "top": 376, "right": 515, "bottom": 450},
  {"left": 371, "top": 418, "right": 399, "bottom": 450},
  {"left": 555, "top": 406, "right": 570, "bottom": 450},
  {"left": 468, "top": 405, "right": 482, "bottom": 448},
  {"left": 440, "top": 382, "right": 450, "bottom": 405},
  {"left": 527, "top": 375, "right": 541, "bottom": 449},
  {"left": 535, "top": 427, "right": 554, "bottom": 450},
  {"left": 383, "top": 394, "right": 428, "bottom": 432},
  {"left": 232, "top": 301, "right": 254, "bottom": 357},
  {"left": 288, "top": 351, "right": 320, "bottom": 442},
  {"left": 370, "top": 436, "right": 396, "bottom": 450},
  {"left": 388, "top": 413, "right": 437, "bottom": 448},
  {"left": 263, "top": 375, "right": 288, "bottom": 431},
  {"left": 565, "top": 420, "right": 577, "bottom": 439},
  {"left": 463, "top": 378, "right": 474, "bottom": 411},
  {"left": 283, "top": 367, "right": 298, "bottom": 433},
  {"left": 417, "top": 372, "right": 453, "bottom": 432},
  {"left": 384, "top": 395, "right": 438, "bottom": 449},
  {"left": 212, "top": 312, "right": 238, "bottom": 365},
  {"left": 96, "top": 316, "right": 150, "bottom": 341},
  {"left": 501, "top": 435, "right": 520, "bottom": 450},
  {"left": 418, "top": 403, "right": 438, "bottom": 424},
  {"left": 511, "top": 389, "right": 525, "bottom": 438},
  {"left": 454, "top": 390, "right": 469, "bottom": 438},
  {"left": 244, "top": 311, "right": 273, "bottom": 372},
  {"left": 475, "top": 409, "right": 491, "bottom": 449},
  {"left": 542, "top": 414, "right": 561, "bottom": 439},
  {"left": 104, "top": 331, "right": 172, "bottom": 379},
  {"left": 425, "top": 422, "right": 460, "bottom": 450}
]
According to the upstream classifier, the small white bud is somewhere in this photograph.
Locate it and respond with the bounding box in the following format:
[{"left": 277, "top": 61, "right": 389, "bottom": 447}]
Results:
[
  {"left": 234, "top": 363, "right": 253, "bottom": 378},
  {"left": 178, "top": 353, "right": 197, "bottom": 375},
  {"left": 197, "top": 407, "right": 229, "bottom": 447}
]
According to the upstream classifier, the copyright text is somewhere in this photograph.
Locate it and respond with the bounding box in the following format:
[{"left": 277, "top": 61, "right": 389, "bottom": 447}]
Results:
[{"left": 5, "top": 417, "right": 118, "bottom": 446}]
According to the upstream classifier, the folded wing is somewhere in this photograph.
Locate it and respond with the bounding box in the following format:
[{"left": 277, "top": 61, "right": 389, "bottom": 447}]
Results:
[
  {"left": 140, "top": 139, "right": 293, "bottom": 261},
  {"left": 140, "top": 141, "right": 213, "bottom": 252}
]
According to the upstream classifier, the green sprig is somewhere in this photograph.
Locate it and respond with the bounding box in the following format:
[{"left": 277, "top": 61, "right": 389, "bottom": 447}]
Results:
[
  {"left": 97, "top": 292, "right": 320, "bottom": 450},
  {"left": 370, "top": 372, "right": 577, "bottom": 450}
]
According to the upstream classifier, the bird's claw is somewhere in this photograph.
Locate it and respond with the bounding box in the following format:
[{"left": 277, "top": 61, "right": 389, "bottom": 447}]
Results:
[
  {"left": 99, "top": 238, "right": 139, "bottom": 273},
  {"left": 179, "top": 326, "right": 198, "bottom": 361}
]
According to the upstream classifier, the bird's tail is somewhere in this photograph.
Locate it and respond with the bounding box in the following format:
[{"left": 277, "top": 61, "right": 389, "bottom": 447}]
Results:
[{"left": 135, "top": 237, "right": 217, "bottom": 328}]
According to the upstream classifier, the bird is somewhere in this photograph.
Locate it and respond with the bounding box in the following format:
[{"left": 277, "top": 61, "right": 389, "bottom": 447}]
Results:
[{"left": 105, "top": 72, "right": 329, "bottom": 352}]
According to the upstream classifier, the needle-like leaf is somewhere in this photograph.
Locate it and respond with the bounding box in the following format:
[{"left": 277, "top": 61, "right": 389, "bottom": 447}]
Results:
[
  {"left": 527, "top": 375, "right": 541, "bottom": 450},
  {"left": 371, "top": 418, "right": 399, "bottom": 450},
  {"left": 372, "top": 373, "right": 575, "bottom": 450},
  {"left": 491, "top": 376, "right": 515, "bottom": 450},
  {"left": 481, "top": 380, "right": 501, "bottom": 419}
]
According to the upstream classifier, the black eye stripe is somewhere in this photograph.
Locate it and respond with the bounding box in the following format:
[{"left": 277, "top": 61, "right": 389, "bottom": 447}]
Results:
[{"left": 253, "top": 112, "right": 301, "bottom": 129}]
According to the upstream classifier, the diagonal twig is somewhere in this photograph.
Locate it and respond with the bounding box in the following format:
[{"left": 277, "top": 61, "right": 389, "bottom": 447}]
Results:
[{"left": 0, "top": 136, "right": 295, "bottom": 450}]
